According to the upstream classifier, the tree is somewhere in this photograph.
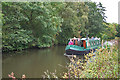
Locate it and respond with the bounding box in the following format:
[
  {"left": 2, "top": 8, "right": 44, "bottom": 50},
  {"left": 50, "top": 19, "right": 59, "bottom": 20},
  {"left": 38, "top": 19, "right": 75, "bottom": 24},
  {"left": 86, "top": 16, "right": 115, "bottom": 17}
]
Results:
[
  {"left": 57, "top": 2, "right": 89, "bottom": 44},
  {"left": 2, "top": 2, "right": 63, "bottom": 51},
  {"left": 84, "top": 2, "right": 107, "bottom": 38},
  {"left": 102, "top": 23, "right": 117, "bottom": 40},
  {"left": 2, "top": 2, "right": 34, "bottom": 51},
  {"left": 115, "top": 24, "right": 120, "bottom": 37}
]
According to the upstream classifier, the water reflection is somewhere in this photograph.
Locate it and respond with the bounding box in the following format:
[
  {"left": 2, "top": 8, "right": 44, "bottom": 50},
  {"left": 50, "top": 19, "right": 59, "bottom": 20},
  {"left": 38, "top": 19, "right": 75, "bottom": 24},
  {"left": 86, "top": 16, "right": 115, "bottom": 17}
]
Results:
[{"left": 2, "top": 46, "right": 69, "bottom": 78}]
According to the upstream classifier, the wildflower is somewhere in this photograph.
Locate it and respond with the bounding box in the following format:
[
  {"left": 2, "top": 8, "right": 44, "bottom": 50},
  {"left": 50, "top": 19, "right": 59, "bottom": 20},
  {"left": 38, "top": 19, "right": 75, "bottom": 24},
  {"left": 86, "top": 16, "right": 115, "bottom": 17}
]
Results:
[
  {"left": 87, "top": 70, "right": 92, "bottom": 72},
  {"left": 73, "top": 55, "right": 76, "bottom": 58},
  {"left": 8, "top": 74, "right": 11, "bottom": 78},
  {"left": 63, "top": 75, "right": 68, "bottom": 78},
  {"left": 22, "top": 74, "right": 26, "bottom": 79},
  {"left": 8, "top": 72, "right": 16, "bottom": 79},
  {"left": 11, "top": 76, "right": 16, "bottom": 79},
  {"left": 65, "top": 73, "right": 67, "bottom": 75},
  {"left": 70, "top": 59, "right": 74, "bottom": 62},
  {"left": 71, "top": 71, "right": 74, "bottom": 74},
  {"left": 78, "top": 69, "right": 81, "bottom": 72},
  {"left": 85, "top": 56, "right": 88, "bottom": 59},
  {"left": 77, "top": 61, "right": 80, "bottom": 65},
  {"left": 63, "top": 73, "right": 68, "bottom": 78},
  {"left": 11, "top": 72, "right": 14, "bottom": 76}
]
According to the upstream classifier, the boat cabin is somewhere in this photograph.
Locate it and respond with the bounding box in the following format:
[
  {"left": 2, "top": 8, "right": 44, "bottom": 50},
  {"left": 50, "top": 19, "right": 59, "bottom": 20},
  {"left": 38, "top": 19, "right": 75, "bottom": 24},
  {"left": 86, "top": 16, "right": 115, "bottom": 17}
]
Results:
[
  {"left": 66, "top": 37, "right": 101, "bottom": 55},
  {"left": 68, "top": 38, "right": 100, "bottom": 49}
]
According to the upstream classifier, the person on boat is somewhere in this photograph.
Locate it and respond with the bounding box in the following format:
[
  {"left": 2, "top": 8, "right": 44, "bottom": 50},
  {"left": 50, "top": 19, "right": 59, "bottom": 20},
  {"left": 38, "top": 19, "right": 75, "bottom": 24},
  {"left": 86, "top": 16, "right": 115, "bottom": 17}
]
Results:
[
  {"left": 86, "top": 34, "right": 89, "bottom": 40},
  {"left": 91, "top": 36, "right": 95, "bottom": 40},
  {"left": 68, "top": 39, "right": 73, "bottom": 45},
  {"left": 75, "top": 39, "right": 78, "bottom": 45},
  {"left": 73, "top": 37, "right": 77, "bottom": 45},
  {"left": 94, "top": 37, "right": 98, "bottom": 40},
  {"left": 88, "top": 37, "right": 90, "bottom": 40},
  {"left": 77, "top": 38, "right": 80, "bottom": 41},
  {"left": 77, "top": 38, "right": 81, "bottom": 46},
  {"left": 73, "top": 37, "right": 77, "bottom": 39}
]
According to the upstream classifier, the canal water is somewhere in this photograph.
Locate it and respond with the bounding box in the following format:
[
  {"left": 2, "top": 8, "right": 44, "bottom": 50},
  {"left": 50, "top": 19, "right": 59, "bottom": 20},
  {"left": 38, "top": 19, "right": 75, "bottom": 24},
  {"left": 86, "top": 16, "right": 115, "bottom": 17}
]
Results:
[{"left": 2, "top": 46, "right": 70, "bottom": 78}]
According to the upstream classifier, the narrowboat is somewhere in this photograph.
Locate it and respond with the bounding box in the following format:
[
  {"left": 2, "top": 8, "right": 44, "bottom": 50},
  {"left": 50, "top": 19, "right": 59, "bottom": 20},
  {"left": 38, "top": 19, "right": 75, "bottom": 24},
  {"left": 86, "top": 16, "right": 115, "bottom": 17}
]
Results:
[{"left": 65, "top": 38, "right": 101, "bottom": 55}]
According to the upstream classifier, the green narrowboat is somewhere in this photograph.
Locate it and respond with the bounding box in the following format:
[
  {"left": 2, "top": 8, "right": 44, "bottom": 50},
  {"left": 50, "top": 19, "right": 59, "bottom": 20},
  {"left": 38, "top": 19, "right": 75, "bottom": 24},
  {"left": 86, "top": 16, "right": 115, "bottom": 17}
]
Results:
[{"left": 65, "top": 38, "right": 101, "bottom": 55}]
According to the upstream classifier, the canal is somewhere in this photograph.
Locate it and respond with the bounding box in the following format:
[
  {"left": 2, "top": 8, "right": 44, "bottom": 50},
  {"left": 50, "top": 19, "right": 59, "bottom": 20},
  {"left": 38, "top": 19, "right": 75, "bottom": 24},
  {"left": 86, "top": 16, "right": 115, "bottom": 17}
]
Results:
[{"left": 2, "top": 46, "right": 69, "bottom": 78}]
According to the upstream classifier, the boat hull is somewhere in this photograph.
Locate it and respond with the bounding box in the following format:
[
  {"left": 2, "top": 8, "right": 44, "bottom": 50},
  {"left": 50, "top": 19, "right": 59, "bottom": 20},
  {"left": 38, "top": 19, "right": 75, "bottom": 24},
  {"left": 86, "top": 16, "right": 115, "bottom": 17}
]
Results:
[{"left": 66, "top": 48, "right": 97, "bottom": 55}]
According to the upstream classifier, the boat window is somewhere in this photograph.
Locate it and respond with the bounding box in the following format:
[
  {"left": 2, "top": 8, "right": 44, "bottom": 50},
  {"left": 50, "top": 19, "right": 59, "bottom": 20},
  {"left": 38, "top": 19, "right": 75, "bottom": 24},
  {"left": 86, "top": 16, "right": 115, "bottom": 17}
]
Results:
[
  {"left": 92, "top": 42, "right": 94, "bottom": 46},
  {"left": 88, "top": 42, "right": 90, "bottom": 46},
  {"left": 89, "top": 41, "right": 92, "bottom": 47},
  {"left": 81, "top": 41, "right": 83, "bottom": 47}
]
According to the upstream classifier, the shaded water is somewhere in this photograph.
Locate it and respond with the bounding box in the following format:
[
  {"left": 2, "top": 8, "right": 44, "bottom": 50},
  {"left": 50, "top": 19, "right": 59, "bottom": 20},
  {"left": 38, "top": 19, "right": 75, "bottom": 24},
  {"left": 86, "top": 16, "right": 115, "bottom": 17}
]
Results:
[{"left": 2, "top": 46, "right": 70, "bottom": 78}]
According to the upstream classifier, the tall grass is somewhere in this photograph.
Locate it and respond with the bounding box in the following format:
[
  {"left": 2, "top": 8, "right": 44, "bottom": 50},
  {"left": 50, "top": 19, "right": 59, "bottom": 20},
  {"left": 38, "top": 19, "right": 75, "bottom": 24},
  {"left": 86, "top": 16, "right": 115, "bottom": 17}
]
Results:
[{"left": 62, "top": 45, "right": 118, "bottom": 78}]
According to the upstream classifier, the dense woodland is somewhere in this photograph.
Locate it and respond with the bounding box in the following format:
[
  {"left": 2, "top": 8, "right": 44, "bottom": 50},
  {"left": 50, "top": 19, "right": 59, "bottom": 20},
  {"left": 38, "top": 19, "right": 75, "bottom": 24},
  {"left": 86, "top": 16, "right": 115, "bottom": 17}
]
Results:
[{"left": 1, "top": 2, "right": 119, "bottom": 52}]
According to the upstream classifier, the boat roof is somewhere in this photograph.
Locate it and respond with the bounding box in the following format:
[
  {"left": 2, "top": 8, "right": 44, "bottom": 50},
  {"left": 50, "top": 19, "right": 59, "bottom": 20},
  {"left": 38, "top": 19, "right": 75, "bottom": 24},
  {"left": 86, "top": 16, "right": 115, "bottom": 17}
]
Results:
[
  {"left": 81, "top": 38, "right": 87, "bottom": 40},
  {"left": 69, "top": 37, "right": 100, "bottom": 41}
]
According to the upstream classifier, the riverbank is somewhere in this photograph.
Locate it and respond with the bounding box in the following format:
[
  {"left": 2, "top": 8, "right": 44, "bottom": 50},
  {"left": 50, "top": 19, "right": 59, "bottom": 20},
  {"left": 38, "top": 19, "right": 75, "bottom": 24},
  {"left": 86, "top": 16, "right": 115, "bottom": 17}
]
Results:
[
  {"left": 2, "top": 43, "right": 67, "bottom": 54},
  {"left": 62, "top": 44, "right": 118, "bottom": 78},
  {"left": 43, "top": 44, "right": 118, "bottom": 78}
]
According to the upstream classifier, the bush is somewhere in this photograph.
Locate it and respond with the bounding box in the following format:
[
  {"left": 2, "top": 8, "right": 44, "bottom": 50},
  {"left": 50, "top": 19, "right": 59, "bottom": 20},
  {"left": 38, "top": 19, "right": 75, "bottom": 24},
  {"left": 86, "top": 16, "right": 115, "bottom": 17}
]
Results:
[
  {"left": 62, "top": 45, "right": 118, "bottom": 78},
  {"left": 2, "top": 29, "right": 33, "bottom": 52}
]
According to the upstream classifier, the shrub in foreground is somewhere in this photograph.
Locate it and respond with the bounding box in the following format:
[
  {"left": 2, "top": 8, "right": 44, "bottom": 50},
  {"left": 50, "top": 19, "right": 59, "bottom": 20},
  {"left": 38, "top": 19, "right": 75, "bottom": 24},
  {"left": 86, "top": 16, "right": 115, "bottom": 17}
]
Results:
[{"left": 62, "top": 45, "right": 118, "bottom": 78}]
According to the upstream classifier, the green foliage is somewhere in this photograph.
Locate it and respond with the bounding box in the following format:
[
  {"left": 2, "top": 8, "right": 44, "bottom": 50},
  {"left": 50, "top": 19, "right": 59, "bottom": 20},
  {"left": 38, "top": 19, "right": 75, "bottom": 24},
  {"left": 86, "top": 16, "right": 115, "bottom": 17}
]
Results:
[
  {"left": 57, "top": 2, "right": 107, "bottom": 44},
  {"left": 84, "top": 2, "right": 106, "bottom": 37},
  {"left": 101, "top": 23, "right": 117, "bottom": 40},
  {"left": 57, "top": 2, "right": 89, "bottom": 44},
  {"left": 62, "top": 45, "right": 118, "bottom": 78},
  {"left": 2, "top": 2, "right": 62, "bottom": 51},
  {"left": 2, "top": 2, "right": 34, "bottom": 51},
  {"left": 18, "top": 2, "right": 63, "bottom": 47},
  {"left": 2, "top": 2, "right": 108, "bottom": 51},
  {"left": 0, "top": 3, "right": 2, "bottom": 49},
  {"left": 2, "top": 27, "right": 33, "bottom": 51},
  {"left": 115, "top": 24, "right": 120, "bottom": 37}
]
